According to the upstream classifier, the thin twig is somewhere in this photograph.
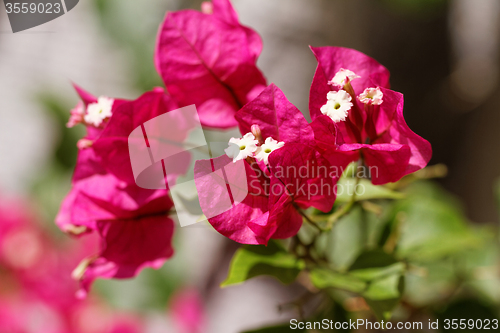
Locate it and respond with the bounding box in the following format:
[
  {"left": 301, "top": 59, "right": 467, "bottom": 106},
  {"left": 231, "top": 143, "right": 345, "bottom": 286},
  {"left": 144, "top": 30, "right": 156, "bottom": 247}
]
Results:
[
  {"left": 325, "top": 176, "right": 360, "bottom": 230},
  {"left": 294, "top": 203, "right": 323, "bottom": 232}
]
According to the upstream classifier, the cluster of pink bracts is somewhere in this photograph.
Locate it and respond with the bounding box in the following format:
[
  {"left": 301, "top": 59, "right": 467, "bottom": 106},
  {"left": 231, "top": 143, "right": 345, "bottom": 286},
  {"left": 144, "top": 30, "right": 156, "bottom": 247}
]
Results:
[
  {"left": 0, "top": 197, "right": 205, "bottom": 332},
  {"left": 58, "top": 0, "right": 431, "bottom": 296},
  {"left": 0, "top": 197, "right": 142, "bottom": 332}
]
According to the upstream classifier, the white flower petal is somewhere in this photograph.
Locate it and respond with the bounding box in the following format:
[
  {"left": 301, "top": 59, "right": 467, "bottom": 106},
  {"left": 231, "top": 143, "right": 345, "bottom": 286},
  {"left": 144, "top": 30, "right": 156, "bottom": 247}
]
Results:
[
  {"left": 83, "top": 96, "right": 114, "bottom": 127},
  {"left": 320, "top": 90, "right": 353, "bottom": 123},
  {"left": 255, "top": 137, "right": 285, "bottom": 164},
  {"left": 225, "top": 133, "right": 259, "bottom": 163},
  {"left": 358, "top": 87, "right": 384, "bottom": 105},
  {"left": 329, "top": 68, "right": 361, "bottom": 88}
]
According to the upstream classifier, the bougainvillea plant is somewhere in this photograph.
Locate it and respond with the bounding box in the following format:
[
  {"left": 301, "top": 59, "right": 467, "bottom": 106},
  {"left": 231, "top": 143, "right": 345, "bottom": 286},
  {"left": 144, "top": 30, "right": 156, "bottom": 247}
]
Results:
[{"left": 57, "top": 0, "right": 500, "bottom": 329}]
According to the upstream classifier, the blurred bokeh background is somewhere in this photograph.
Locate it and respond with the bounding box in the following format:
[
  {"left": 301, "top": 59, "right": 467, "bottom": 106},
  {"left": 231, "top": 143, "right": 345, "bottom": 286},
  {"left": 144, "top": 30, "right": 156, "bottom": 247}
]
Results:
[{"left": 0, "top": 0, "right": 499, "bottom": 332}]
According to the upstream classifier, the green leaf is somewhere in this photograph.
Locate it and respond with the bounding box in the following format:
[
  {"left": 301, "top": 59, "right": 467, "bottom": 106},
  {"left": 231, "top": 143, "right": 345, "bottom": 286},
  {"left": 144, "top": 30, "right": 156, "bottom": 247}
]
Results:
[
  {"left": 364, "top": 275, "right": 404, "bottom": 321},
  {"left": 311, "top": 249, "right": 406, "bottom": 320},
  {"left": 309, "top": 268, "right": 366, "bottom": 293},
  {"left": 393, "top": 191, "right": 480, "bottom": 261},
  {"left": 221, "top": 241, "right": 305, "bottom": 287},
  {"left": 461, "top": 228, "right": 500, "bottom": 304},
  {"left": 336, "top": 178, "right": 404, "bottom": 203},
  {"left": 404, "top": 260, "right": 456, "bottom": 306},
  {"left": 325, "top": 206, "right": 365, "bottom": 270},
  {"left": 363, "top": 274, "right": 402, "bottom": 300},
  {"left": 349, "top": 249, "right": 398, "bottom": 270},
  {"left": 349, "top": 250, "right": 406, "bottom": 321},
  {"left": 349, "top": 263, "right": 405, "bottom": 282},
  {"left": 364, "top": 294, "right": 403, "bottom": 322}
]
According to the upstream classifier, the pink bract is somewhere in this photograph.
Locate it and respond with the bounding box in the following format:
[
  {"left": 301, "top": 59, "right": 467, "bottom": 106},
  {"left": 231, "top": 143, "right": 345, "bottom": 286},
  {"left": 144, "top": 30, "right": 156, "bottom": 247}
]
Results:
[
  {"left": 58, "top": 88, "right": 181, "bottom": 296},
  {"left": 155, "top": 0, "right": 267, "bottom": 128},
  {"left": 236, "top": 84, "right": 315, "bottom": 145},
  {"left": 195, "top": 155, "right": 270, "bottom": 244},
  {"left": 309, "top": 46, "right": 431, "bottom": 184},
  {"left": 77, "top": 214, "right": 174, "bottom": 299},
  {"left": 91, "top": 88, "right": 191, "bottom": 187},
  {"left": 69, "top": 84, "right": 127, "bottom": 182},
  {"left": 195, "top": 84, "right": 343, "bottom": 245},
  {"left": 309, "top": 46, "right": 391, "bottom": 121},
  {"left": 56, "top": 172, "right": 175, "bottom": 296}
]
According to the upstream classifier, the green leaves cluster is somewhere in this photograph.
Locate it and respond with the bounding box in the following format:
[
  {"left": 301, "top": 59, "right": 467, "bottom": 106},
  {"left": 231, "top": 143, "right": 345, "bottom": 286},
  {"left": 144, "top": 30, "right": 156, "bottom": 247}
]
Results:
[
  {"left": 222, "top": 241, "right": 305, "bottom": 287},
  {"left": 221, "top": 166, "right": 500, "bottom": 332}
]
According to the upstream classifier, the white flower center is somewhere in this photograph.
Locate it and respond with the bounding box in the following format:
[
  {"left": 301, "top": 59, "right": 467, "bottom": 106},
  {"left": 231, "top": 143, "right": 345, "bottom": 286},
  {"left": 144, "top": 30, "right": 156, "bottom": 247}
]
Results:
[
  {"left": 84, "top": 96, "right": 114, "bottom": 127},
  {"left": 358, "top": 87, "right": 384, "bottom": 105},
  {"left": 320, "top": 90, "right": 353, "bottom": 123},
  {"left": 255, "top": 137, "right": 285, "bottom": 164},
  {"left": 329, "top": 68, "right": 361, "bottom": 88},
  {"left": 225, "top": 132, "right": 259, "bottom": 162}
]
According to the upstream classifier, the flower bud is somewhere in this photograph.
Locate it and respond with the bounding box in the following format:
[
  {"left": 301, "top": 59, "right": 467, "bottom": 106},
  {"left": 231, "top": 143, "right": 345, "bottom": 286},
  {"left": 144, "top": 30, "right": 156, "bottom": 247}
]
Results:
[
  {"left": 251, "top": 124, "right": 264, "bottom": 144},
  {"left": 63, "top": 224, "right": 88, "bottom": 236},
  {"left": 77, "top": 139, "right": 93, "bottom": 150},
  {"left": 245, "top": 156, "right": 257, "bottom": 165},
  {"left": 201, "top": 1, "right": 213, "bottom": 14},
  {"left": 358, "top": 87, "right": 383, "bottom": 105},
  {"left": 72, "top": 256, "right": 97, "bottom": 281}
]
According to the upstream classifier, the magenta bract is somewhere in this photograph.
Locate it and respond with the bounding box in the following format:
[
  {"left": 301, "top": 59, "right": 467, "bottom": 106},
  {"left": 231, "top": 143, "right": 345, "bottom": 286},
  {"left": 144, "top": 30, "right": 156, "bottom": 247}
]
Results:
[
  {"left": 155, "top": 0, "right": 267, "bottom": 128},
  {"left": 195, "top": 82, "right": 344, "bottom": 244},
  {"left": 236, "top": 84, "right": 315, "bottom": 145},
  {"left": 309, "top": 46, "right": 431, "bottom": 184},
  {"left": 92, "top": 88, "right": 183, "bottom": 186},
  {"left": 58, "top": 87, "right": 179, "bottom": 296}
]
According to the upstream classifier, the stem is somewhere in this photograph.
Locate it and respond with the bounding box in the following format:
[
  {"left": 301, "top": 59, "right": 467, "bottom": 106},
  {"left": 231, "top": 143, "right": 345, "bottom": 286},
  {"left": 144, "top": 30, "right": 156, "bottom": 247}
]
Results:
[
  {"left": 388, "top": 163, "right": 448, "bottom": 190},
  {"left": 290, "top": 233, "right": 320, "bottom": 265},
  {"left": 383, "top": 211, "right": 405, "bottom": 253},
  {"left": 323, "top": 155, "right": 367, "bottom": 231},
  {"left": 324, "top": 175, "right": 360, "bottom": 230},
  {"left": 289, "top": 235, "right": 301, "bottom": 257},
  {"left": 294, "top": 203, "right": 322, "bottom": 232},
  {"left": 360, "top": 203, "right": 368, "bottom": 249}
]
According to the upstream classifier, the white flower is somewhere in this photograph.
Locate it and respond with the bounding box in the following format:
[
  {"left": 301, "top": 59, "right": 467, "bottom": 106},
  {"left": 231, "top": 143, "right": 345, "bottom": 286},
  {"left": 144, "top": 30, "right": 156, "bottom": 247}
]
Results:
[
  {"left": 329, "top": 68, "right": 361, "bottom": 88},
  {"left": 255, "top": 137, "right": 285, "bottom": 164},
  {"left": 84, "top": 96, "right": 114, "bottom": 127},
  {"left": 320, "top": 90, "right": 353, "bottom": 123},
  {"left": 358, "top": 87, "right": 384, "bottom": 105},
  {"left": 225, "top": 133, "right": 259, "bottom": 162}
]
